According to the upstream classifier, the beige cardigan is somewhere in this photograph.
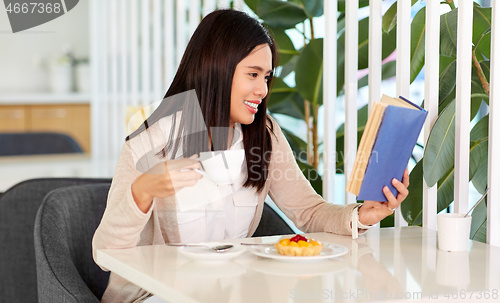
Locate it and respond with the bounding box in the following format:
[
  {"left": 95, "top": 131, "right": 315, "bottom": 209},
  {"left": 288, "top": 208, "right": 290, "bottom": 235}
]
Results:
[{"left": 92, "top": 116, "right": 359, "bottom": 303}]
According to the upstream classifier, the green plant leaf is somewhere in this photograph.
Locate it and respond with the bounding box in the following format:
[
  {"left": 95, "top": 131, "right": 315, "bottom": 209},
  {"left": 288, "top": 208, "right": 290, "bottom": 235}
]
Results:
[
  {"left": 410, "top": 8, "right": 426, "bottom": 83},
  {"left": 439, "top": 58, "right": 456, "bottom": 104},
  {"left": 470, "top": 198, "right": 487, "bottom": 241},
  {"left": 295, "top": 38, "right": 323, "bottom": 107},
  {"left": 423, "top": 100, "right": 455, "bottom": 187},
  {"left": 244, "top": 0, "right": 260, "bottom": 13},
  {"left": 439, "top": 89, "right": 455, "bottom": 115},
  {"left": 475, "top": 31, "right": 491, "bottom": 59},
  {"left": 256, "top": 0, "right": 308, "bottom": 29},
  {"left": 357, "top": 60, "right": 397, "bottom": 89},
  {"left": 401, "top": 160, "right": 423, "bottom": 225},
  {"left": 435, "top": 142, "right": 482, "bottom": 213},
  {"left": 471, "top": 77, "right": 487, "bottom": 120},
  {"left": 440, "top": 8, "right": 458, "bottom": 57},
  {"left": 279, "top": 54, "right": 299, "bottom": 79},
  {"left": 405, "top": 142, "right": 482, "bottom": 225},
  {"left": 336, "top": 29, "right": 345, "bottom": 96},
  {"left": 382, "top": 1, "right": 397, "bottom": 34},
  {"left": 472, "top": 6, "right": 491, "bottom": 46},
  {"left": 301, "top": 0, "right": 323, "bottom": 18},
  {"left": 471, "top": 114, "right": 488, "bottom": 142},
  {"left": 268, "top": 92, "right": 305, "bottom": 120},
  {"left": 472, "top": 141, "right": 488, "bottom": 194},
  {"left": 268, "top": 77, "right": 295, "bottom": 107},
  {"left": 435, "top": 167, "right": 453, "bottom": 216},
  {"left": 335, "top": 105, "right": 368, "bottom": 172},
  {"left": 471, "top": 115, "right": 489, "bottom": 193},
  {"left": 337, "top": 17, "right": 396, "bottom": 93},
  {"left": 266, "top": 26, "right": 297, "bottom": 66},
  {"left": 472, "top": 218, "right": 487, "bottom": 243},
  {"left": 380, "top": 214, "right": 394, "bottom": 228},
  {"left": 354, "top": 17, "right": 397, "bottom": 70},
  {"left": 296, "top": 160, "right": 322, "bottom": 195},
  {"left": 337, "top": 0, "right": 370, "bottom": 12},
  {"left": 381, "top": 0, "right": 422, "bottom": 34}
]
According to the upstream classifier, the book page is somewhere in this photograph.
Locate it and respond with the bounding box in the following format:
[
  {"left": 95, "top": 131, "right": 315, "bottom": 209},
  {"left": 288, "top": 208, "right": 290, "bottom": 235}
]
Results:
[
  {"left": 346, "top": 102, "right": 386, "bottom": 195},
  {"left": 380, "top": 94, "right": 418, "bottom": 110}
]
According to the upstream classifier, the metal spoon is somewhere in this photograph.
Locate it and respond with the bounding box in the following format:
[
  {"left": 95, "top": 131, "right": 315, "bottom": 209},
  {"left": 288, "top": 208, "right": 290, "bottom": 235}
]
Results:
[
  {"left": 464, "top": 188, "right": 489, "bottom": 218},
  {"left": 167, "top": 243, "right": 234, "bottom": 252}
]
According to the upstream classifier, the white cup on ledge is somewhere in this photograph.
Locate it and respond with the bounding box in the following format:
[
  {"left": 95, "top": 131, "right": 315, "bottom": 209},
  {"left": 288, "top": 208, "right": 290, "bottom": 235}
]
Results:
[{"left": 437, "top": 213, "right": 472, "bottom": 252}]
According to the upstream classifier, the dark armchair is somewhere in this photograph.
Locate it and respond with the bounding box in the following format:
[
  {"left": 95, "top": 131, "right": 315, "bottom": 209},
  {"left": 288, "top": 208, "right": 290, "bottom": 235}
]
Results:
[
  {"left": 0, "top": 178, "right": 111, "bottom": 303},
  {"left": 34, "top": 184, "right": 111, "bottom": 302}
]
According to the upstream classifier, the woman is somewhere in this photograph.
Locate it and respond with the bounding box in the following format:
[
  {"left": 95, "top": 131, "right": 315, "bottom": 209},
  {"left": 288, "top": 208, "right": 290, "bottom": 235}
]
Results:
[{"left": 93, "top": 9, "right": 409, "bottom": 303}]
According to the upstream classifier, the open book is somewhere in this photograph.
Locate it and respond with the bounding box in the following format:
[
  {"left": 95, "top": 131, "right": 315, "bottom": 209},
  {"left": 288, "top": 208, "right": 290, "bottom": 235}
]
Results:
[{"left": 346, "top": 95, "right": 428, "bottom": 202}]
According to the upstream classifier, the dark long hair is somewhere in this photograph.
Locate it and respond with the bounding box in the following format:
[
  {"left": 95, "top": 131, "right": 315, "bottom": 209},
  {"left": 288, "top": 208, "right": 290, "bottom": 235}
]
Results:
[{"left": 126, "top": 9, "right": 277, "bottom": 193}]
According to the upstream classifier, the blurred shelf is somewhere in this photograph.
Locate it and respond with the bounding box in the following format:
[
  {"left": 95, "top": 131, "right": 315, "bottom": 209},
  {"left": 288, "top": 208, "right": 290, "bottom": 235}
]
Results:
[
  {"left": 0, "top": 154, "right": 94, "bottom": 192},
  {"left": 0, "top": 93, "right": 90, "bottom": 104}
]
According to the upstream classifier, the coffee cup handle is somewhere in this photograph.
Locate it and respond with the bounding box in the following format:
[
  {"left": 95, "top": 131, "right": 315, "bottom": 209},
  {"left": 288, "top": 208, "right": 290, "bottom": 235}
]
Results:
[{"left": 193, "top": 168, "right": 207, "bottom": 176}]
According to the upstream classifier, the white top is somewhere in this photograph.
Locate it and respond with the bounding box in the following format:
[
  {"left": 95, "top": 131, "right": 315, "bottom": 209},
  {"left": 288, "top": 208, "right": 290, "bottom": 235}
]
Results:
[
  {"left": 156, "top": 116, "right": 257, "bottom": 243},
  {"left": 175, "top": 124, "right": 258, "bottom": 242}
]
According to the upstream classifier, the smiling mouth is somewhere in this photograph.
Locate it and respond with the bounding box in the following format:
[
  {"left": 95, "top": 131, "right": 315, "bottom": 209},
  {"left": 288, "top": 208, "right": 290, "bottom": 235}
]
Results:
[{"left": 243, "top": 100, "right": 259, "bottom": 109}]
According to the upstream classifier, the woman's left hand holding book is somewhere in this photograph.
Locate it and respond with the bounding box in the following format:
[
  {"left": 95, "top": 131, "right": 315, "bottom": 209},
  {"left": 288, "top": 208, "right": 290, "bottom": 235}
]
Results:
[{"left": 358, "top": 169, "right": 410, "bottom": 226}]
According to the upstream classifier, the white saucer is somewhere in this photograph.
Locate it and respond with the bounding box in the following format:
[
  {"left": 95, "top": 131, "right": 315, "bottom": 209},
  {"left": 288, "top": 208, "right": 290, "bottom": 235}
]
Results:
[{"left": 176, "top": 242, "right": 246, "bottom": 262}]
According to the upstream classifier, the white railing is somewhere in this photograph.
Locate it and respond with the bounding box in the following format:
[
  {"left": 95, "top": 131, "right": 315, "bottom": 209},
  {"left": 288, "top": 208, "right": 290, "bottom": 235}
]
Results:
[
  {"left": 324, "top": 0, "right": 499, "bottom": 246},
  {"left": 90, "top": 0, "right": 206, "bottom": 175},
  {"left": 91, "top": 0, "right": 499, "bottom": 246}
]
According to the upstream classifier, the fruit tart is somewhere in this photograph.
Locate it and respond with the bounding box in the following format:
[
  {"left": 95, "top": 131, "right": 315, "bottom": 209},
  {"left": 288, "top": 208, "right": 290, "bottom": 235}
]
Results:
[{"left": 275, "top": 235, "right": 323, "bottom": 256}]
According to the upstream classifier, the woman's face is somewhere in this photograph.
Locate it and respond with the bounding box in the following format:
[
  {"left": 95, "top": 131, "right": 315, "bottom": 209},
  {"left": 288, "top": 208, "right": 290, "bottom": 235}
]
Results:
[{"left": 229, "top": 43, "right": 272, "bottom": 126}]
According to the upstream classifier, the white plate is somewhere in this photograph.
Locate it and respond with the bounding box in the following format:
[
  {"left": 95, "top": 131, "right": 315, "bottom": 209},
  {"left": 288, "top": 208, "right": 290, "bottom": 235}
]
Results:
[
  {"left": 247, "top": 242, "right": 348, "bottom": 263},
  {"left": 176, "top": 242, "right": 246, "bottom": 262}
]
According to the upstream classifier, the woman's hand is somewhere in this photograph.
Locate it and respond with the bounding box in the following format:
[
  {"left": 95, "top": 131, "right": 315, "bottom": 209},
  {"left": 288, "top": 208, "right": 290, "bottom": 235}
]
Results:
[
  {"left": 131, "top": 155, "right": 203, "bottom": 213},
  {"left": 358, "top": 169, "right": 410, "bottom": 226}
]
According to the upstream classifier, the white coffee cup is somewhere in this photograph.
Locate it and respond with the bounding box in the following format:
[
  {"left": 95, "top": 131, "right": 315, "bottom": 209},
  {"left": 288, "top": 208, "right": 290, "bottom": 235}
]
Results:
[
  {"left": 437, "top": 213, "right": 472, "bottom": 252},
  {"left": 198, "top": 150, "right": 245, "bottom": 185}
]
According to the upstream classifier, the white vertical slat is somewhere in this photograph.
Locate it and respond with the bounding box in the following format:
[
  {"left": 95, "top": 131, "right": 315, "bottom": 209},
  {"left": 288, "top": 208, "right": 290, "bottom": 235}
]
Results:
[
  {"left": 176, "top": 0, "right": 186, "bottom": 66},
  {"left": 102, "top": 1, "right": 111, "bottom": 175},
  {"left": 395, "top": 0, "right": 410, "bottom": 227},
  {"left": 217, "top": 0, "right": 230, "bottom": 9},
  {"left": 344, "top": 0, "right": 358, "bottom": 205},
  {"left": 423, "top": 0, "right": 440, "bottom": 230},
  {"left": 165, "top": 0, "right": 175, "bottom": 88},
  {"left": 233, "top": 0, "right": 245, "bottom": 11},
  {"left": 153, "top": 0, "right": 162, "bottom": 101},
  {"left": 488, "top": 1, "right": 500, "bottom": 247},
  {"left": 368, "top": 0, "right": 382, "bottom": 113},
  {"left": 90, "top": 0, "right": 102, "bottom": 175},
  {"left": 131, "top": 0, "right": 139, "bottom": 107},
  {"left": 203, "top": 0, "right": 216, "bottom": 17},
  {"left": 323, "top": 0, "right": 337, "bottom": 203},
  {"left": 455, "top": 0, "right": 473, "bottom": 214},
  {"left": 189, "top": 0, "right": 201, "bottom": 37},
  {"left": 120, "top": 0, "right": 128, "bottom": 139},
  {"left": 142, "top": 0, "right": 151, "bottom": 106},
  {"left": 111, "top": 0, "right": 120, "bottom": 158}
]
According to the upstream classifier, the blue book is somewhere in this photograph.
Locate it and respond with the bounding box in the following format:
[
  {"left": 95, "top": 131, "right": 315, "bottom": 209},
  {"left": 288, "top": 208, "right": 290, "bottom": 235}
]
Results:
[{"left": 346, "top": 95, "right": 428, "bottom": 202}]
